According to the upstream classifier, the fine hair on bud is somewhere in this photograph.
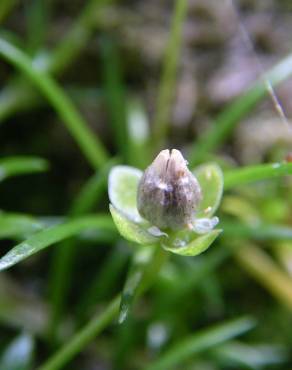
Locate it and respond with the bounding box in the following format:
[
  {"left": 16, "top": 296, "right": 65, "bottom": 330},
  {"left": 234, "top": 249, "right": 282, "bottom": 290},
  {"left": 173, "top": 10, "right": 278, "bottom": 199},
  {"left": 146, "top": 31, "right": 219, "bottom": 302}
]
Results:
[{"left": 137, "top": 149, "right": 202, "bottom": 230}]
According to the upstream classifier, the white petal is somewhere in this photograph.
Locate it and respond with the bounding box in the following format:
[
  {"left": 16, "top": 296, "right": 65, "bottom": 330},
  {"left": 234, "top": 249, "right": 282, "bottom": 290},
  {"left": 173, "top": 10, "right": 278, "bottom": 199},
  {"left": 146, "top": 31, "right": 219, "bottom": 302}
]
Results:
[{"left": 193, "top": 217, "right": 219, "bottom": 234}]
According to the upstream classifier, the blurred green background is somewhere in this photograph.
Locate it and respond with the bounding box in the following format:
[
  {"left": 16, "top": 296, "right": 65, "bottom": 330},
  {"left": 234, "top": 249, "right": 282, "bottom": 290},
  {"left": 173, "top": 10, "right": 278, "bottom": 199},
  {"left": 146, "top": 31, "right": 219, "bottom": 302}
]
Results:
[{"left": 0, "top": 0, "right": 292, "bottom": 369}]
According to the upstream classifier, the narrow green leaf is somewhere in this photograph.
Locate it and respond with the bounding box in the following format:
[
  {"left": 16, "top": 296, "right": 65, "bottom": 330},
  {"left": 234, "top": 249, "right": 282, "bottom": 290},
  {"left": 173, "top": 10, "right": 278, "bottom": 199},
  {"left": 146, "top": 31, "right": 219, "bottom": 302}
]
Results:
[
  {"left": 189, "top": 51, "right": 292, "bottom": 166},
  {"left": 119, "top": 246, "right": 154, "bottom": 323},
  {"left": 213, "top": 341, "right": 288, "bottom": 369},
  {"left": 108, "top": 165, "right": 143, "bottom": 223},
  {"left": 0, "top": 215, "right": 115, "bottom": 271},
  {"left": 39, "top": 296, "right": 121, "bottom": 370},
  {"left": 0, "top": 332, "right": 34, "bottom": 370},
  {"left": 0, "top": 38, "right": 108, "bottom": 169},
  {"left": 0, "top": 213, "right": 43, "bottom": 239},
  {"left": 101, "top": 38, "right": 128, "bottom": 162},
  {"left": 222, "top": 220, "right": 292, "bottom": 240},
  {"left": 127, "top": 98, "right": 151, "bottom": 168},
  {"left": 48, "top": 158, "right": 119, "bottom": 341},
  {"left": 162, "top": 229, "right": 221, "bottom": 256},
  {"left": 0, "top": 156, "right": 49, "bottom": 181},
  {"left": 0, "top": 0, "right": 113, "bottom": 124},
  {"left": 221, "top": 196, "right": 261, "bottom": 225},
  {"left": 39, "top": 248, "right": 166, "bottom": 370},
  {"left": 109, "top": 205, "right": 158, "bottom": 245},
  {"left": 49, "top": 0, "right": 114, "bottom": 75},
  {"left": 72, "top": 158, "right": 119, "bottom": 215},
  {"left": 194, "top": 163, "right": 224, "bottom": 218},
  {"left": 224, "top": 162, "right": 292, "bottom": 190},
  {"left": 77, "top": 247, "right": 129, "bottom": 316},
  {"left": 0, "top": 0, "right": 18, "bottom": 23},
  {"left": 152, "top": 0, "right": 188, "bottom": 149},
  {"left": 144, "top": 316, "right": 256, "bottom": 370},
  {"left": 25, "top": 0, "right": 49, "bottom": 53}
]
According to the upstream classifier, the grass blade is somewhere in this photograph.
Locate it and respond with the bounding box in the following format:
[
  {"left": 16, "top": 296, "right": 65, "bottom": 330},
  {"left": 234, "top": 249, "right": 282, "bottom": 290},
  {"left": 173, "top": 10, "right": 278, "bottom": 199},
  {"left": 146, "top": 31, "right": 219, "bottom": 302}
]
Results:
[
  {"left": 39, "top": 296, "right": 120, "bottom": 370},
  {"left": 0, "top": 156, "right": 49, "bottom": 181},
  {"left": 127, "top": 98, "right": 151, "bottom": 168},
  {"left": 47, "top": 160, "right": 118, "bottom": 340},
  {"left": 0, "top": 0, "right": 113, "bottom": 124},
  {"left": 40, "top": 248, "right": 166, "bottom": 370},
  {"left": 101, "top": 38, "right": 128, "bottom": 162},
  {"left": 224, "top": 162, "right": 292, "bottom": 189},
  {"left": 71, "top": 158, "right": 119, "bottom": 215},
  {"left": 25, "top": 0, "right": 49, "bottom": 54},
  {"left": 212, "top": 341, "right": 288, "bottom": 369},
  {"left": 144, "top": 316, "right": 256, "bottom": 370},
  {"left": 222, "top": 220, "right": 292, "bottom": 240},
  {"left": 0, "top": 0, "right": 18, "bottom": 23},
  {"left": 77, "top": 247, "right": 130, "bottom": 317},
  {"left": 189, "top": 52, "right": 292, "bottom": 166},
  {"left": 49, "top": 0, "right": 113, "bottom": 75},
  {"left": 0, "top": 215, "right": 115, "bottom": 271},
  {"left": 119, "top": 246, "right": 154, "bottom": 324},
  {"left": 0, "top": 213, "right": 43, "bottom": 239},
  {"left": 0, "top": 38, "right": 108, "bottom": 169},
  {"left": 233, "top": 242, "right": 292, "bottom": 311},
  {"left": 152, "top": 0, "right": 188, "bottom": 149}
]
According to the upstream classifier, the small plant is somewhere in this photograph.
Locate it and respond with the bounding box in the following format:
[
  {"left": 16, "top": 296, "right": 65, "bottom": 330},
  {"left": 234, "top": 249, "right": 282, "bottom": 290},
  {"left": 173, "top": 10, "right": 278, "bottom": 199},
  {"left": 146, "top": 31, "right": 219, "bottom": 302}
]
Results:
[{"left": 109, "top": 149, "right": 223, "bottom": 256}]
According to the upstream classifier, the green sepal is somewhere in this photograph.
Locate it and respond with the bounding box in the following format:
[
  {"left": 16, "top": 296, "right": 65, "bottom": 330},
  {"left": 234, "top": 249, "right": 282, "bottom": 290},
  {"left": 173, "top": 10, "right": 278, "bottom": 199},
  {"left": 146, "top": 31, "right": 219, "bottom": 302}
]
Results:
[
  {"left": 162, "top": 229, "right": 222, "bottom": 256},
  {"left": 108, "top": 165, "right": 143, "bottom": 223},
  {"left": 109, "top": 204, "right": 159, "bottom": 245},
  {"left": 194, "top": 163, "right": 223, "bottom": 218}
]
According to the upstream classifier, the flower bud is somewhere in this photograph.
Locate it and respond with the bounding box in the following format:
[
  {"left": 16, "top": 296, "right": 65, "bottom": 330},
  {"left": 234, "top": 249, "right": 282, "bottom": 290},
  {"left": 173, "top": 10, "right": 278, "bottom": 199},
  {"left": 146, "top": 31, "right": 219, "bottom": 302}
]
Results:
[{"left": 137, "top": 149, "right": 202, "bottom": 230}]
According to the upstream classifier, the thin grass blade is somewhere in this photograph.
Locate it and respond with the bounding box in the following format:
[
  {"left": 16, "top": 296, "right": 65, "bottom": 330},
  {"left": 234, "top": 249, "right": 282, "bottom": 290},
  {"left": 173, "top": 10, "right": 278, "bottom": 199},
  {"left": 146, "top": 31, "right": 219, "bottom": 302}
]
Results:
[
  {"left": 0, "top": 215, "right": 115, "bottom": 271},
  {"left": 0, "top": 156, "right": 49, "bottom": 182},
  {"left": 119, "top": 246, "right": 154, "bottom": 324},
  {"left": 189, "top": 52, "right": 292, "bottom": 166},
  {"left": 224, "top": 162, "right": 292, "bottom": 189},
  {"left": 152, "top": 0, "right": 188, "bottom": 149},
  {"left": 0, "top": 38, "right": 108, "bottom": 169},
  {"left": 144, "top": 316, "right": 256, "bottom": 370},
  {"left": 0, "top": 213, "right": 44, "bottom": 239},
  {"left": 101, "top": 38, "right": 128, "bottom": 162},
  {"left": 212, "top": 340, "right": 288, "bottom": 369}
]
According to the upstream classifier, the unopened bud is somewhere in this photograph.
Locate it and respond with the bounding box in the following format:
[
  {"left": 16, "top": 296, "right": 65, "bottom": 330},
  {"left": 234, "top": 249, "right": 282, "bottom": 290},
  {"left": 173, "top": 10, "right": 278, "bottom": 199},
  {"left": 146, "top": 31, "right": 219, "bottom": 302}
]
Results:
[{"left": 137, "top": 149, "right": 202, "bottom": 230}]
